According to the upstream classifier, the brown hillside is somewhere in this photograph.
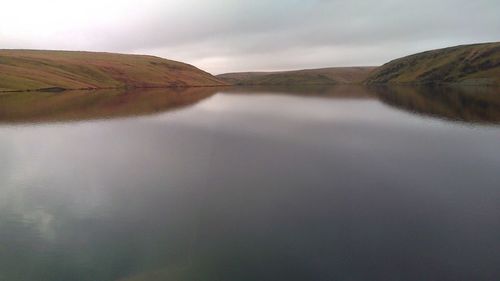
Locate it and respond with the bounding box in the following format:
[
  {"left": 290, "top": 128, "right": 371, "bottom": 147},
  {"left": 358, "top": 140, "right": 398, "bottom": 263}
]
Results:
[{"left": 0, "top": 50, "right": 226, "bottom": 92}]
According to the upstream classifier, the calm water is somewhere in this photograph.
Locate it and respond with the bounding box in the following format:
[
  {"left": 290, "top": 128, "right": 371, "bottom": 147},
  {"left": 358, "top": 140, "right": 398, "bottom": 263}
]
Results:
[{"left": 0, "top": 86, "right": 499, "bottom": 281}]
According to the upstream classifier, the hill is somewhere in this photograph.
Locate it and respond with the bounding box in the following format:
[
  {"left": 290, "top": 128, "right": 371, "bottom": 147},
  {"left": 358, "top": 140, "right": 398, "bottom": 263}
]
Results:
[
  {"left": 217, "top": 67, "right": 376, "bottom": 85},
  {"left": 366, "top": 42, "right": 500, "bottom": 85},
  {"left": 0, "top": 50, "right": 226, "bottom": 92}
]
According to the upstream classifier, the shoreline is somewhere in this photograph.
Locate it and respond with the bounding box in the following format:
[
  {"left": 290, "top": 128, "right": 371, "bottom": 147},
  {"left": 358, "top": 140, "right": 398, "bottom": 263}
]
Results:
[{"left": 0, "top": 84, "right": 231, "bottom": 94}]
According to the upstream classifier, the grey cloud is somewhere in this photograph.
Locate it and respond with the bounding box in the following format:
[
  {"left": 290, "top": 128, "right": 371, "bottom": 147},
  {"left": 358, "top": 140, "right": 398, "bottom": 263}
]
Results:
[{"left": 1, "top": 0, "right": 499, "bottom": 73}]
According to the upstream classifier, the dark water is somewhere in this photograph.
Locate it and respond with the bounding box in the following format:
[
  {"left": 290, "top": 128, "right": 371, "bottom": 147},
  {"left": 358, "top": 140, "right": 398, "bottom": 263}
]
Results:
[{"left": 0, "top": 86, "right": 499, "bottom": 281}]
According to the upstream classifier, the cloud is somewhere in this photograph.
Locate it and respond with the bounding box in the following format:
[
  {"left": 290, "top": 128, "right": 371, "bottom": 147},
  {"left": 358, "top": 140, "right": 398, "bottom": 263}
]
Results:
[{"left": 1, "top": 0, "right": 499, "bottom": 73}]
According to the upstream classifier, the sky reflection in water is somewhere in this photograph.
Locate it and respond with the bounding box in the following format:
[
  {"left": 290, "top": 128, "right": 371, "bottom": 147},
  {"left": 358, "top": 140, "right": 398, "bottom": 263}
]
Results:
[{"left": 0, "top": 86, "right": 499, "bottom": 281}]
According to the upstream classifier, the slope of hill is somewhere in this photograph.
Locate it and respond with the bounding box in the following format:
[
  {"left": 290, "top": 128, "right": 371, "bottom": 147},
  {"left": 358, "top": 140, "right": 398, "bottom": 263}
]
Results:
[
  {"left": 217, "top": 67, "right": 376, "bottom": 85},
  {"left": 0, "top": 50, "right": 226, "bottom": 92},
  {"left": 366, "top": 42, "right": 500, "bottom": 85}
]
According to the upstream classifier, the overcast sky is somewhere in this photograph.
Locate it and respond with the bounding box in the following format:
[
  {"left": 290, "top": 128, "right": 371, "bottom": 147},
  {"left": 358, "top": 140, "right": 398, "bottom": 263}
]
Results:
[{"left": 1, "top": 0, "right": 499, "bottom": 74}]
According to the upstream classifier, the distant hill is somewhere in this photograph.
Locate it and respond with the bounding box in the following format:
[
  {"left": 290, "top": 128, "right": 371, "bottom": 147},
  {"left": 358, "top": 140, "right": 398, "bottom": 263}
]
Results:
[
  {"left": 217, "top": 67, "right": 376, "bottom": 85},
  {"left": 0, "top": 50, "right": 226, "bottom": 92},
  {"left": 366, "top": 42, "right": 500, "bottom": 85}
]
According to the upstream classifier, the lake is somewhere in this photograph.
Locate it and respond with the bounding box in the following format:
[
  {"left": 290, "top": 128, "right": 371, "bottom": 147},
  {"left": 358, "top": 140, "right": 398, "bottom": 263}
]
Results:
[{"left": 0, "top": 85, "right": 499, "bottom": 281}]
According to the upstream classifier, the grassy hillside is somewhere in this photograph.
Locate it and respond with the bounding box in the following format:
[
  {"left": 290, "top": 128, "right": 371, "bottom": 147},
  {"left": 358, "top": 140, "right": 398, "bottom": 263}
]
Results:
[
  {"left": 366, "top": 42, "right": 500, "bottom": 85},
  {"left": 217, "top": 67, "right": 376, "bottom": 85},
  {"left": 0, "top": 50, "right": 226, "bottom": 92},
  {"left": 0, "top": 87, "right": 217, "bottom": 123}
]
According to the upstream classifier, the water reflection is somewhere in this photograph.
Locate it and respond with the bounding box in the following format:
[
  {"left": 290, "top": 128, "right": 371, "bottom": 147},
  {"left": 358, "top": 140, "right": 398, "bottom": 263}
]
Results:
[
  {"left": 223, "top": 84, "right": 375, "bottom": 99},
  {"left": 1, "top": 85, "right": 500, "bottom": 124},
  {"left": 0, "top": 86, "right": 499, "bottom": 281},
  {"left": 0, "top": 87, "right": 218, "bottom": 123},
  {"left": 373, "top": 85, "right": 500, "bottom": 124}
]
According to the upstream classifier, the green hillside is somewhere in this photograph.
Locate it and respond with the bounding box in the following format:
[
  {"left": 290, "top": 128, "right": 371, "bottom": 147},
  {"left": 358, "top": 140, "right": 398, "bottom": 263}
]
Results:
[
  {"left": 0, "top": 50, "right": 226, "bottom": 92},
  {"left": 217, "top": 67, "right": 376, "bottom": 85},
  {"left": 366, "top": 42, "right": 500, "bottom": 85}
]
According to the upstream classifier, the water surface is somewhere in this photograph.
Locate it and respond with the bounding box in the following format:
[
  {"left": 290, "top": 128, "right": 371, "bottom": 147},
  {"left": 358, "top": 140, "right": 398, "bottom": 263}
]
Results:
[{"left": 0, "top": 86, "right": 499, "bottom": 281}]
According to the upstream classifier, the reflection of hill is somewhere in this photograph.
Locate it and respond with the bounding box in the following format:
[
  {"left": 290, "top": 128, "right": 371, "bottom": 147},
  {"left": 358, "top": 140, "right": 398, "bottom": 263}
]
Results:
[
  {"left": 373, "top": 85, "right": 500, "bottom": 124},
  {"left": 2, "top": 84, "right": 500, "bottom": 125},
  {"left": 0, "top": 87, "right": 218, "bottom": 124},
  {"left": 225, "top": 85, "right": 376, "bottom": 99}
]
